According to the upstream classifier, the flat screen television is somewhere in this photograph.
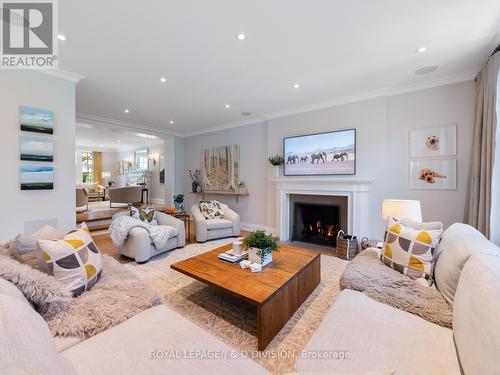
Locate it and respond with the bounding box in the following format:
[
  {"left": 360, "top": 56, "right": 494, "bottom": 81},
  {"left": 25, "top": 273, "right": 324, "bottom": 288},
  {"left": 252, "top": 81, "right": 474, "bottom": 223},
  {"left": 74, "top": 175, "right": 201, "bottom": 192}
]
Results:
[{"left": 283, "top": 129, "right": 356, "bottom": 176}]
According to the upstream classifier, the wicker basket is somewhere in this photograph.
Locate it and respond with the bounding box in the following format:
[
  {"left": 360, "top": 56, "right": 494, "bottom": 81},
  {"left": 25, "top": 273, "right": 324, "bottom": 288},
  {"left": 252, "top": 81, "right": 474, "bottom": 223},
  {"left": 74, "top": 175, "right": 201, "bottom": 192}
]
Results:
[{"left": 336, "top": 231, "right": 360, "bottom": 260}]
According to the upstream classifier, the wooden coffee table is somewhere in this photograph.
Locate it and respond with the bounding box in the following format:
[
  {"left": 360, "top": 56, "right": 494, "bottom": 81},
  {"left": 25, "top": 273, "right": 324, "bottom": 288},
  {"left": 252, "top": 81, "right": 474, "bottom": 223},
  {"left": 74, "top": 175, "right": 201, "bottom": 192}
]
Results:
[{"left": 171, "top": 244, "right": 321, "bottom": 350}]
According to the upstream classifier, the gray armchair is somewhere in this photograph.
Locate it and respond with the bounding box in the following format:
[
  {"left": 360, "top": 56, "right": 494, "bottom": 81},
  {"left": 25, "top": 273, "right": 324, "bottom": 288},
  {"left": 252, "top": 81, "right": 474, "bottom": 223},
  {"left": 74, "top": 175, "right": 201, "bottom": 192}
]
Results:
[
  {"left": 109, "top": 186, "right": 143, "bottom": 208},
  {"left": 76, "top": 188, "right": 88, "bottom": 211},
  {"left": 112, "top": 211, "right": 186, "bottom": 263},
  {"left": 191, "top": 203, "right": 240, "bottom": 242}
]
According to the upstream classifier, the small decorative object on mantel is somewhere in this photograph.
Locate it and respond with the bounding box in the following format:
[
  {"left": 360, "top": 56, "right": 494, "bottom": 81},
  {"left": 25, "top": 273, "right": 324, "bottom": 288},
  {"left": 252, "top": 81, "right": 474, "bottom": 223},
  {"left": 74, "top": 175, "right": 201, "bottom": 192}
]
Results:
[
  {"left": 189, "top": 169, "right": 201, "bottom": 193},
  {"left": 242, "top": 230, "right": 279, "bottom": 266},
  {"left": 173, "top": 194, "right": 185, "bottom": 212},
  {"left": 237, "top": 181, "right": 247, "bottom": 194},
  {"left": 336, "top": 230, "right": 359, "bottom": 260},
  {"left": 268, "top": 155, "right": 285, "bottom": 179}
]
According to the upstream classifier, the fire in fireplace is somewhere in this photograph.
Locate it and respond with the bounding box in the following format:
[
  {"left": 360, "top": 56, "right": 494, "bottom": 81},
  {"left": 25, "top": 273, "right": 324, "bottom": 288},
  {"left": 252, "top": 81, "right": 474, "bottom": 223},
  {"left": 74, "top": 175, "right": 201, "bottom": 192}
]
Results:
[{"left": 292, "top": 202, "right": 343, "bottom": 247}]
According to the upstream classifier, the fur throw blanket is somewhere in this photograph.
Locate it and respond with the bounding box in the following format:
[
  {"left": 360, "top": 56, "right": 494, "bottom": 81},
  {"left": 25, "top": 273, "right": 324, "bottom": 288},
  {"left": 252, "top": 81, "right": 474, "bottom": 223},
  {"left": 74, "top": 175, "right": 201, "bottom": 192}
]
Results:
[
  {"left": 0, "top": 253, "right": 72, "bottom": 320},
  {"left": 48, "top": 255, "right": 162, "bottom": 338},
  {"left": 110, "top": 215, "right": 176, "bottom": 250},
  {"left": 340, "top": 249, "right": 452, "bottom": 328}
]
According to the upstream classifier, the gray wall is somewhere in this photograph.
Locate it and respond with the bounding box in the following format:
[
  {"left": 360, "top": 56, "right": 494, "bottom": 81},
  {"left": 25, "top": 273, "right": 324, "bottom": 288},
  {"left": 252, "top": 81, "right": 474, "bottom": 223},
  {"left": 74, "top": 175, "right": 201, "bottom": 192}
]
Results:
[
  {"left": 182, "top": 80, "right": 477, "bottom": 239},
  {"left": 183, "top": 123, "right": 268, "bottom": 227},
  {"left": 0, "top": 71, "right": 76, "bottom": 242},
  {"left": 385, "top": 81, "right": 476, "bottom": 229},
  {"left": 266, "top": 96, "right": 387, "bottom": 238}
]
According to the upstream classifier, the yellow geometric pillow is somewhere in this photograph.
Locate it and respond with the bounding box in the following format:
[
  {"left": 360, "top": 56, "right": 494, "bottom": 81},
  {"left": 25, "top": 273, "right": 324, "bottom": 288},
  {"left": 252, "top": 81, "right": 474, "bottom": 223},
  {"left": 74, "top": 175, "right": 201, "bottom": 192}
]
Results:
[
  {"left": 37, "top": 223, "right": 102, "bottom": 296},
  {"left": 381, "top": 218, "right": 443, "bottom": 281}
]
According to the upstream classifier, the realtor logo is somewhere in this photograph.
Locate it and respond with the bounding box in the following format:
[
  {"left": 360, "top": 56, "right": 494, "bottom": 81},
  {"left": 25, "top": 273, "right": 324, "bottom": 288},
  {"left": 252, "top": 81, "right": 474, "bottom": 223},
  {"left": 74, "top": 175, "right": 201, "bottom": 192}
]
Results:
[{"left": 1, "top": 0, "right": 58, "bottom": 68}]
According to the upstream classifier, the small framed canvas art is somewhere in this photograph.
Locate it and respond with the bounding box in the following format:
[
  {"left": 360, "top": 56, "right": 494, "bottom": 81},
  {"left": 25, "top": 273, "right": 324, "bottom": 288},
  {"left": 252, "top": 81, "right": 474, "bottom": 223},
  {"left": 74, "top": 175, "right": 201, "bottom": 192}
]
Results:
[
  {"left": 409, "top": 158, "right": 456, "bottom": 190},
  {"left": 410, "top": 124, "right": 456, "bottom": 158}
]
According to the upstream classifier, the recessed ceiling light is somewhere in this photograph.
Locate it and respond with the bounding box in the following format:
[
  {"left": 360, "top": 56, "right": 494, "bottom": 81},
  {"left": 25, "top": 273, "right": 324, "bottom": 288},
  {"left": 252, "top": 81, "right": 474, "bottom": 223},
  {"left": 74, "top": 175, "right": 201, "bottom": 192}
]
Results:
[
  {"left": 160, "top": 77, "right": 166, "bottom": 83},
  {"left": 117, "top": 140, "right": 121, "bottom": 143},
  {"left": 415, "top": 65, "right": 438, "bottom": 75},
  {"left": 236, "top": 33, "right": 246, "bottom": 41},
  {"left": 224, "top": 104, "right": 230, "bottom": 109},
  {"left": 293, "top": 84, "right": 300, "bottom": 89},
  {"left": 57, "top": 34, "right": 66, "bottom": 41},
  {"left": 415, "top": 46, "right": 427, "bottom": 53},
  {"left": 169, "top": 120, "right": 174, "bottom": 125},
  {"left": 124, "top": 109, "right": 130, "bottom": 113}
]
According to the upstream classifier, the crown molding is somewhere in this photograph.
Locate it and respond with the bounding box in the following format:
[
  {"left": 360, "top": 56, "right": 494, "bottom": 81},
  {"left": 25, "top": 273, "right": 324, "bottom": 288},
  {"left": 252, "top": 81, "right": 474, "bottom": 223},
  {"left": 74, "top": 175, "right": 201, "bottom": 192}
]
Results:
[
  {"left": 182, "top": 116, "right": 267, "bottom": 137},
  {"left": 386, "top": 70, "right": 477, "bottom": 96},
  {"left": 181, "top": 71, "right": 477, "bottom": 137},
  {"left": 76, "top": 112, "right": 184, "bottom": 138},
  {"left": 39, "top": 69, "right": 84, "bottom": 83},
  {"left": 76, "top": 70, "right": 477, "bottom": 139}
]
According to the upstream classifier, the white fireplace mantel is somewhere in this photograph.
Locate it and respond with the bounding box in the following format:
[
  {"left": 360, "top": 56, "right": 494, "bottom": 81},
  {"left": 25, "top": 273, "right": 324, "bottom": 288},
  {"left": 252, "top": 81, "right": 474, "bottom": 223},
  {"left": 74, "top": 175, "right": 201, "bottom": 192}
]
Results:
[{"left": 272, "top": 178, "right": 375, "bottom": 241}]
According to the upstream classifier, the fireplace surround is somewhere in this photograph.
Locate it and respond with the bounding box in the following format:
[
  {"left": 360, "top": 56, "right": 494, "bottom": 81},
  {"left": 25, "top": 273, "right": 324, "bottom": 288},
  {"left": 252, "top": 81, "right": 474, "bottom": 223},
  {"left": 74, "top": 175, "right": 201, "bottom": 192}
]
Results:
[{"left": 272, "top": 178, "right": 374, "bottom": 241}]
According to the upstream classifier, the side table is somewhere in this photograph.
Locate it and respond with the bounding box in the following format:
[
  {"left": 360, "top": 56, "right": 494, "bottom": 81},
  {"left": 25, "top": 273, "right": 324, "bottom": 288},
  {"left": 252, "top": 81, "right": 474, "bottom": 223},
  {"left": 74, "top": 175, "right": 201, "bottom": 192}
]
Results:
[{"left": 166, "top": 211, "right": 191, "bottom": 242}]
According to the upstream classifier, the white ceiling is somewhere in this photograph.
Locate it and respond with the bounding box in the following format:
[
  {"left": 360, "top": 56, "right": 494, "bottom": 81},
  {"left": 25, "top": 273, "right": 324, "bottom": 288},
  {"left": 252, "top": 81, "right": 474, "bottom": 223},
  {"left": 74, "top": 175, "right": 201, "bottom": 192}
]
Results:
[
  {"left": 60, "top": 0, "right": 500, "bottom": 135},
  {"left": 75, "top": 123, "right": 164, "bottom": 152}
]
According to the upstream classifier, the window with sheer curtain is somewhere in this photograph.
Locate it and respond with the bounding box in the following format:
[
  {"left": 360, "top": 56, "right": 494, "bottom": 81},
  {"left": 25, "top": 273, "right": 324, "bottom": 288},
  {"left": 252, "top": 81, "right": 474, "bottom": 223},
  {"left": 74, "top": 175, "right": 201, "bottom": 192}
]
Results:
[{"left": 81, "top": 152, "right": 93, "bottom": 183}]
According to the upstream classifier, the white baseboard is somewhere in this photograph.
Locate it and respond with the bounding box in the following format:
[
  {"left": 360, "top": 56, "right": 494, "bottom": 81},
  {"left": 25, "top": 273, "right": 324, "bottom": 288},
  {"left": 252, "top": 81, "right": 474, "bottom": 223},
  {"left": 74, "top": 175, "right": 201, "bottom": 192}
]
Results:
[
  {"left": 240, "top": 222, "right": 277, "bottom": 235},
  {"left": 150, "top": 198, "right": 165, "bottom": 205}
]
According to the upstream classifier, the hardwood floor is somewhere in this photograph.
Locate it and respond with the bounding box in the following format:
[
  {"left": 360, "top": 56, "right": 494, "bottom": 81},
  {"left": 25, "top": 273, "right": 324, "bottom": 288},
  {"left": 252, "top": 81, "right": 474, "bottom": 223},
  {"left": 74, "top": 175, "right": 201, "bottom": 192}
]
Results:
[{"left": 76, "top": 208, "right": 126, "bottom": 224}]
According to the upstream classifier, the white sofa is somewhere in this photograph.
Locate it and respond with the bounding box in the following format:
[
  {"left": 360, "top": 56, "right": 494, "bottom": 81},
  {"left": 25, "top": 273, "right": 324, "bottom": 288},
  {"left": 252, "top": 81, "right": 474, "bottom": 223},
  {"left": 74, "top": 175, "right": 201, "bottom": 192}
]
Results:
[
  {"left": 112, "top": 211, "right": 186, "bottom": 263},
  {"left": 295, "top": 223, "right": 500, "bottom": 375},
  {"left": 0, "top": 277, "right": 269, "bottom": 375},
  {"left": 190, "top": 203, "right": 240, "bottom": 242}
]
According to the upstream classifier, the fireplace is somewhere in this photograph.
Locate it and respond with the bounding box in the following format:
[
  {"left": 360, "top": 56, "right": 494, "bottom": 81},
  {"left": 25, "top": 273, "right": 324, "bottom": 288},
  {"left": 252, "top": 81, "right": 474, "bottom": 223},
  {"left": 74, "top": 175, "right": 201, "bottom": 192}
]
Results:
[{"left": 290, "top": 194, "right": 348, "bottom": 248}]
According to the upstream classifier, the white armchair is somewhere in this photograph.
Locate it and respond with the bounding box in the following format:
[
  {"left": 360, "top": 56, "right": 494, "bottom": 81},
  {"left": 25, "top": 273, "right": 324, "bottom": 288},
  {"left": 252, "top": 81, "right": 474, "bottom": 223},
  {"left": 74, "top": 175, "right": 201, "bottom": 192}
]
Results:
[
  {"left": 191, "top": 203, "right": 240, "bottom": 242},
  {"left": 112, "top": 211, "right": 186, "bottom": 263}
]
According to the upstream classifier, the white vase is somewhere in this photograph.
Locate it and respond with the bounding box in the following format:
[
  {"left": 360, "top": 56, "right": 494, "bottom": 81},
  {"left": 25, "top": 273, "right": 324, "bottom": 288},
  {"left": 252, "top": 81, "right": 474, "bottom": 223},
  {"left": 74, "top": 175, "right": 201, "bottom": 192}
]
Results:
[
  {"left": 272, "top": 166, "right": 280, "bottom": 179},
  {"left": 248, "top": 247, "right": 273, "bottom": 266}
]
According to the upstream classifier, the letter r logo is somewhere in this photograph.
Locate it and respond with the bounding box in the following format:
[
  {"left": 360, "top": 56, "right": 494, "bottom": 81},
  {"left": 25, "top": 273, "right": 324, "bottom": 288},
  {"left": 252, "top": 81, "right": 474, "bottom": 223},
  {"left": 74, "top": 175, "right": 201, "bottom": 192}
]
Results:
[{"left": 2, "top": 2, "right": 53, "bottom": 54}]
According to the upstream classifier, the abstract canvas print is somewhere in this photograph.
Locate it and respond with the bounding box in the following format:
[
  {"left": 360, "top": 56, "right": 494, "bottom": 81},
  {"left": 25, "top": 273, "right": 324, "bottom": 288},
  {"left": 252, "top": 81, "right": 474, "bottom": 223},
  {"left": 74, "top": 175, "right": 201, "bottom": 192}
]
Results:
[
  {"left": 20, "top": 166, "right": 54, "bottom": 190},
  {"left": 284, "top": 129, "right": 356, "bottom": 176},
  {"left": 20, "top": 136, "right": 54, "bottom": 162},
  {"left": 20, "top": 106, "right": 54, "bottom": 134},
  {"left": 201, "top": 145, "right": 239, "bottom": 191}
]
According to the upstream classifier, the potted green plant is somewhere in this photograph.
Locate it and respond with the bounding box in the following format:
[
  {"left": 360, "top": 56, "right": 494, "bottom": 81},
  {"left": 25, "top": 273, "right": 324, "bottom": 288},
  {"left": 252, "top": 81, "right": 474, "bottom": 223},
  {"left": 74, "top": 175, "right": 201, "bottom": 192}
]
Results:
[
  {"left": 173, "top": 194, "right": 185, "bottom": 212},
  {"left": 242, "top": 230, "right": 279, "bottom": 266},
  {"left": 268, "top": 155, "right": 285, "bottom": 179}
]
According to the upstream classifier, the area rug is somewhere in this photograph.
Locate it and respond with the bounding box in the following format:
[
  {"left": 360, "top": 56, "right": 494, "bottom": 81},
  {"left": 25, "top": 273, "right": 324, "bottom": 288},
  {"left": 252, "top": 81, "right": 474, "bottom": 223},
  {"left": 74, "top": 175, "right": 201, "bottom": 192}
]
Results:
[{"left": 124, "top": 239, "right": 348, "bottom": 374}]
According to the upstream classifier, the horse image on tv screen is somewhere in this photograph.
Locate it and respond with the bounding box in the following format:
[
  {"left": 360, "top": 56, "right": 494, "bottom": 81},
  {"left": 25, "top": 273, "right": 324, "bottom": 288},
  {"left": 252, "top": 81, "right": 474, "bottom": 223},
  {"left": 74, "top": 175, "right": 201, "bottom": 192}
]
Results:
[{"left": 284, "top": 129, "right": 356, "bottom": 176}]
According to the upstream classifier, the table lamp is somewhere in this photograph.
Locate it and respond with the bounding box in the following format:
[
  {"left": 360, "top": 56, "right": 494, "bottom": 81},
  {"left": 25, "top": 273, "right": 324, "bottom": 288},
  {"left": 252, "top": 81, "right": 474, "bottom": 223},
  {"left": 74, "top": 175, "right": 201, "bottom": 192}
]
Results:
[
  {"left": 381, "top": 199, "right": 422, "bottom": 222},
  {"left": 101, "top": 171, "right": 111, "bottom": 186}
]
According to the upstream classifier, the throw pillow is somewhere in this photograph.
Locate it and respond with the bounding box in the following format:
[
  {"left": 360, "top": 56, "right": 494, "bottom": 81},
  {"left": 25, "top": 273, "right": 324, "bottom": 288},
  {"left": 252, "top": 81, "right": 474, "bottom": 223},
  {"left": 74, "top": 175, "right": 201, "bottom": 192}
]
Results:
[
  {"left": 199, "top": 200, "right": 224, "bottom": 219},
  {"left": 380, "top": 218, "right": 443, "bottom": 281},
  {"left": 129, "top": 205, "right": 158, "bottom": 225},
  {"left": 0, "top": 254, "right": 71, "bottom": 319},
  {"left": 8, "top": 225, "right": 64, "bottom": 273},
  {"left": 37, "top": 224, "right": 103, "bottom": 296}
]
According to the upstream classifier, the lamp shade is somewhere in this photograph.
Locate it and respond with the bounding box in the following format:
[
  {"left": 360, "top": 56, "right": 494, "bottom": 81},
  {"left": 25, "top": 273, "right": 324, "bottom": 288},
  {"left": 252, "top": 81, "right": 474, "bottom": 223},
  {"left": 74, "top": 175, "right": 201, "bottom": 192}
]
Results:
[
  {"left": 101, "top": 172, "right": 111, "bottom": 179},
  {"left": 381, "top": 199, "right": 422, "bottom": 222}
]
